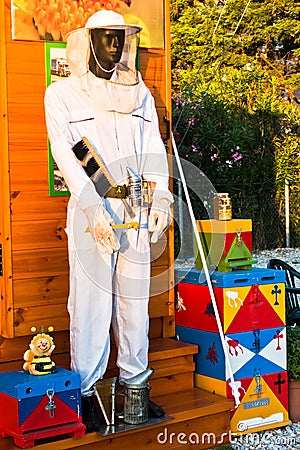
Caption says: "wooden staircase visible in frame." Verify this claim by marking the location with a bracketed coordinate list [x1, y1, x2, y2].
[0, 338, 234, 450]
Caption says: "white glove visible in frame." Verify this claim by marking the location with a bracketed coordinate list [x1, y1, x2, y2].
[84, 203, 120, 254]
[149, 191, 173, 244]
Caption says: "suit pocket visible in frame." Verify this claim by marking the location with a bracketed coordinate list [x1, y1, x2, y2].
[68, 109, 99, 148]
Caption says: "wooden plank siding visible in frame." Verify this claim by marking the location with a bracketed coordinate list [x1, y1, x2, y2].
[0, 0, 174, 366]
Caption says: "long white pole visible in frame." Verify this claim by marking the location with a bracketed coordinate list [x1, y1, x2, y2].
[178, 180, 184, 245]
[172, 134, 240, 407]
[285, 179, 290, 248]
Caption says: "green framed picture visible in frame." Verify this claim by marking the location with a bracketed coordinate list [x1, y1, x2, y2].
[45, 42, 70, 196]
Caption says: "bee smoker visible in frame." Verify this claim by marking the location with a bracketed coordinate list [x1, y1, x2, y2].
[123, 368, 154, 424]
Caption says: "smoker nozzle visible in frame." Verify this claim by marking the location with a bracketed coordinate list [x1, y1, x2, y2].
[123, 368, 154, 389]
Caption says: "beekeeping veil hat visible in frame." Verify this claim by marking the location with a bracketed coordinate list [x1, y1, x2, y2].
[66, 10, 142, 86]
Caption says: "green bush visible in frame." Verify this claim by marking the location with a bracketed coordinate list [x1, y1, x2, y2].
[172, 64, 300, 249]
[171, 0, 300, 250]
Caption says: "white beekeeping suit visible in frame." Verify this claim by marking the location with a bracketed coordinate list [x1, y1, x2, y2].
[44, 10, 172, 431]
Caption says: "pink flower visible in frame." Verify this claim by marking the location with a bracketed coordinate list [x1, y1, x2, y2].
[232, 152, 243, 161]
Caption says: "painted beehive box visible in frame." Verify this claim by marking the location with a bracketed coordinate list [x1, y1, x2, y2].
[175, 268, 286, 334]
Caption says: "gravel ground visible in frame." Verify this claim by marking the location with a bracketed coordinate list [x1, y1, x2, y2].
[176, 248, 300, 271]
[253, 247, 300, 271]
[230, 422, 300, 449]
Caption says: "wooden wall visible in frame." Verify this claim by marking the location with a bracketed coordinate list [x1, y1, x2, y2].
[0, 0, 174, 371]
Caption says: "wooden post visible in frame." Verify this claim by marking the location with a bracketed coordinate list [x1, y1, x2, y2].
[0, 1, 14, 338]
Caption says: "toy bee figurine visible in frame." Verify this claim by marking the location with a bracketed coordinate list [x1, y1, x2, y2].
[23, 332, 56, 375]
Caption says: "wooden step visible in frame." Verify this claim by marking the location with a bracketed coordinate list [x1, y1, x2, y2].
[0, 388, 234, 450]
[149, 337, 199, 361]
[148, 338, 198, 396]
[106, 337, 199, 370]
[106, 338, 199, 396]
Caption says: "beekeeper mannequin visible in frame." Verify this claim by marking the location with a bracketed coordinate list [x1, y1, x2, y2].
[44, 10, 173, 431]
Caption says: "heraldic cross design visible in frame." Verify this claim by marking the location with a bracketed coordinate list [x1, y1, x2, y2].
[274, 373, 286, 394]
[271, 284, 281, 306]
[273, 329, 284, 350]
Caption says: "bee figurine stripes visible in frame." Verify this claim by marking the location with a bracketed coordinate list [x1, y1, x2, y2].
[23, 332, 56, 376]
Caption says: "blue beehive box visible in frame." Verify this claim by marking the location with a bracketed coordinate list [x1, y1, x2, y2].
[175, 267, 286, 287]
[176, 325, 286, 381]
[0, 367, 85, 448]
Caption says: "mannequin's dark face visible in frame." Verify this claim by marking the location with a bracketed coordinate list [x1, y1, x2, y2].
[89, 28, 125, 78]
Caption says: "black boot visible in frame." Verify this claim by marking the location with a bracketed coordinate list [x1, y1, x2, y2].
[81, 395, 100, 432]
[148, 399, 165, 418]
